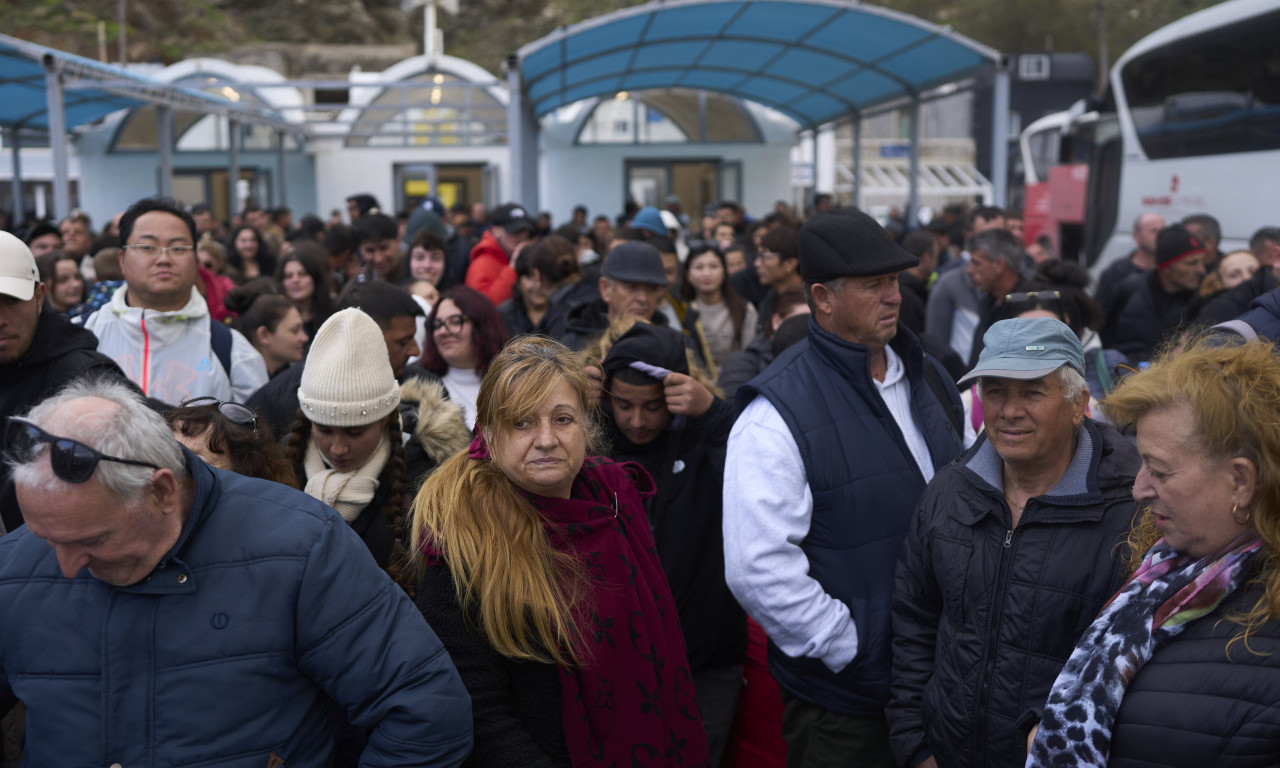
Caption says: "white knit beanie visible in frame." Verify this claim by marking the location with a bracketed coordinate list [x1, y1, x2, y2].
[298, 308, 401, 427]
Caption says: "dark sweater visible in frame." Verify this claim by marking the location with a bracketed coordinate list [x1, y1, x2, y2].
[415, 562, 570, 768]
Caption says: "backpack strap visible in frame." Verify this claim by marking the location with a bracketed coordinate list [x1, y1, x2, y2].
[208, 315, 233, 379]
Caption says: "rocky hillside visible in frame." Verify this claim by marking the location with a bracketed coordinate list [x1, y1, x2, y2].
[1, 0, 1222, 80]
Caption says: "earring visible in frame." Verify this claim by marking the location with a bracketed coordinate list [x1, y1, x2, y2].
[1232, 502, 1253, 525]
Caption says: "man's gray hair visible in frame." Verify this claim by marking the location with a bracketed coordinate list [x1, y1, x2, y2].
[979, 364, 1087, 402]
[804, 276, 848, 313]
[968, 228, 1022, 271]
[10, 378, 184, 499]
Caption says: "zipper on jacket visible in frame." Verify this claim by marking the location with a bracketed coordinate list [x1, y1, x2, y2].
[976, 508, 1020, 763]
[140, 313, 150, 395]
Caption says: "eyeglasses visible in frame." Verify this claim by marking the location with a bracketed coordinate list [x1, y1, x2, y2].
[431, 314, 470, 333]
[178, 397, 257, 434]
[1004, 290, 1062, 303]
[3, 417, 160, 484]
[123, 244, 196, 258]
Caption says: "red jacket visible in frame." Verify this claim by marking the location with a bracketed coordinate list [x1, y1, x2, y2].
[465, 230, 515, 305]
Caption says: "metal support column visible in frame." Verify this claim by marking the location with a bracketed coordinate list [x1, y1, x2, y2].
[227, 119, 240, 219]
[8, 129, 24, 228]
[991, 59, 1011, 207]
[156, 106, 173, 197]
[275, 130, 287, 207]
[852, 116, 862, 211]
[42, 55, 71, 221]
[505, 55, 539, 208]
[907, 98, 921, 228]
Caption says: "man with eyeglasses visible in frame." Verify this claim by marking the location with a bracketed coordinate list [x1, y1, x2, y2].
[0, 377, 473, 766]
[0, 231, 135, 533]
[83, 196, 267, 407]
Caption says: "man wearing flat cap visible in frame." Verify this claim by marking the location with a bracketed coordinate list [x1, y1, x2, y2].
[887, 317, 1139, 768]
[561, 241, 692, 351]
[724, 208, 969, 767]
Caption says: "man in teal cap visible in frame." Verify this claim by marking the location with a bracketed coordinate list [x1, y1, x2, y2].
[888, 317, 1141, 768]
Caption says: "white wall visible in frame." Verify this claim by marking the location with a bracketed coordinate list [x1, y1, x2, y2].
[540, 141, 793, 224]
[310, 136, 508, 218]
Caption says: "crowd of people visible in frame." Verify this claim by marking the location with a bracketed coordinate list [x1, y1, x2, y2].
[1, 189, 1279, 768]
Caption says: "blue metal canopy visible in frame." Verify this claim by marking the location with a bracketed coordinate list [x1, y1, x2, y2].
[514, 0, 1002, 130]
[0, 33, 297, 132]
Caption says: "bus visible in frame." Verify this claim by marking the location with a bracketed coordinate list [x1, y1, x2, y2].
[1018, 0, 1280, 277]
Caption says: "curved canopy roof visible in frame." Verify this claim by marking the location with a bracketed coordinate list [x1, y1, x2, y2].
[515, 0, 1002, 130]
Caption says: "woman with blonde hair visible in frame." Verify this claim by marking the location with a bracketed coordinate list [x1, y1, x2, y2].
[411, 336, 709, 767]
[1026, 338, 1280, 767]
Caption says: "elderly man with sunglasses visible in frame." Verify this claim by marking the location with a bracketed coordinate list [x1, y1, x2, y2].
[82, 196, 267, 407]
[886, 318, 1140, 768]
[0, 378, 473, 767]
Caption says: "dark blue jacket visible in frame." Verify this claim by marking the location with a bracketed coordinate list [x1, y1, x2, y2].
[1235, 287, 1280, 340]
[0, 452, 473, 767]
[738, 319, 965, 716]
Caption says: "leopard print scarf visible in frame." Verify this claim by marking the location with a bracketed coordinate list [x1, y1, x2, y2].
[1026, 534, 1263, 767]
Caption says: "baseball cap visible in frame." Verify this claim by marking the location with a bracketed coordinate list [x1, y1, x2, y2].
[631, 206, 668, 237]
[1156, 224, 1206, 270]
[958, 317, 1084, 385]
[798, 209, 918, 283]
[0, 231, 39, 301]
[489, 203, 535, 234]
[603, 241, 668, 286]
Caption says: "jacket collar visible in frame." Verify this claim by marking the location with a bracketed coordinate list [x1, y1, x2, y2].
[951, 420, 1106, 526]
[805, 315, 926, 388]
[108, 284, 209, 321]
[116, 447, 216, 595]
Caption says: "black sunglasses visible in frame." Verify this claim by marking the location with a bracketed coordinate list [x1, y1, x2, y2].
[3, 417, 160, 484]
[178, 397, 257, 433]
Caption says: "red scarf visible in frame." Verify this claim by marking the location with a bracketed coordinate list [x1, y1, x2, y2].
[469, 435, 709, 767]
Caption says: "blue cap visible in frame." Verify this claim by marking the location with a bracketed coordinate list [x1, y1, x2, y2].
[958, 317, 1084, 385]
[631, 206, 668, 236]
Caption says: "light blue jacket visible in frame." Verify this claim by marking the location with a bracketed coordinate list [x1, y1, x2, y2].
[0, 452, 473, 767]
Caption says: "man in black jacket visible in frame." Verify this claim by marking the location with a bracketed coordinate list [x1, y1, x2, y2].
[1103, 224, 1208, 363]
[0, 231, 134, 532]
[600, 322, 745, 768]
[887, 317, 1140, 768]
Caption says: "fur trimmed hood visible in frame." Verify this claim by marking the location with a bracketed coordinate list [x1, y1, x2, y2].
[400, 376, 471, 466]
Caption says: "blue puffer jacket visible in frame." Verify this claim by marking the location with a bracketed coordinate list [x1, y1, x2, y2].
[0, 452, 473, 768]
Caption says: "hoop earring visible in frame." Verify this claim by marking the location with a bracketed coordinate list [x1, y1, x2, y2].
[1232, 502, 1253, 525]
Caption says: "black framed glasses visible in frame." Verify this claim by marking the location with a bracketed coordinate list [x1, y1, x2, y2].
[431, 314, 470, 333]
[1004, 290, 1061, 303]
[178, 397, 257, 433]
[3, 417, 160, 484]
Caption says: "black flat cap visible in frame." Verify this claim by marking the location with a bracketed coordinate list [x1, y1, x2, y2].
[798, 209, 918, 283]
[603, 241, 668, 286]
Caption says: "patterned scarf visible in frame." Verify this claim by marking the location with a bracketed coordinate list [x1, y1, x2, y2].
[469, 434, 710, 767]
[1026, 534, 1263, 767]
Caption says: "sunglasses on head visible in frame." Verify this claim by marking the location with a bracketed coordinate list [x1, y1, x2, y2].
[1004, 290, 1062, 303]
[3, 417, 161, 484]
[178, 397, 257, 434]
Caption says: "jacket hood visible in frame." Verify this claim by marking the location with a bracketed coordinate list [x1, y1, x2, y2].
[400, 376, 471, 465]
